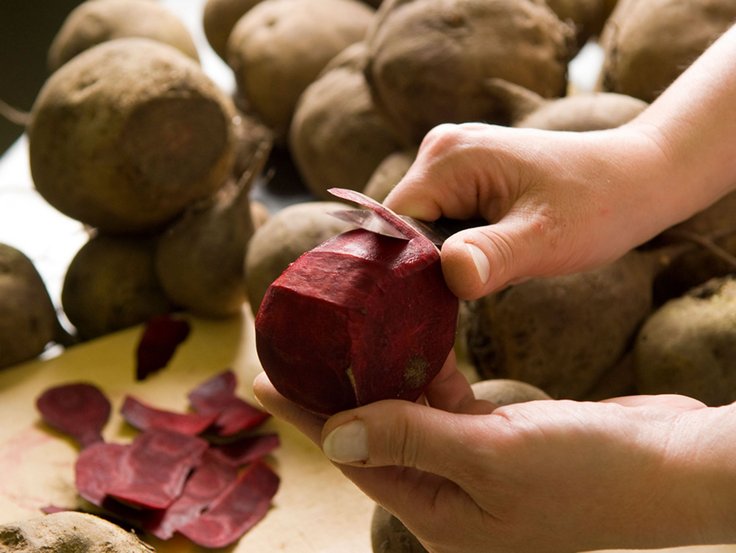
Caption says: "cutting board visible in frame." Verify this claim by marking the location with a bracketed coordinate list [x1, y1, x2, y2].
[0, 307, 733, 553]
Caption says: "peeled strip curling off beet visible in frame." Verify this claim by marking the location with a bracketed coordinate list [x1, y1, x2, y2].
[255, 188, 459, 415]
[36, 382, 111, 448]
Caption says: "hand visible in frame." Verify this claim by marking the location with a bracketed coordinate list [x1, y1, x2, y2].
[253, 357, 736, 553]
[384, 122, 677, 300]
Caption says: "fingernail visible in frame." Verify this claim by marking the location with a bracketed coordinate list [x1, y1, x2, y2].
[322, 420, 369, 464]
[465, 242, 490, 285]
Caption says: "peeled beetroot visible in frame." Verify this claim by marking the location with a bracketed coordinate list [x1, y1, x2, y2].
[255, 189, 459, 414]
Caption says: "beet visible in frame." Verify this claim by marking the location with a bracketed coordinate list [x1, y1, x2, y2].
[105, 429, 209, 509]
[255, 189, 459, 414]
[135, 314, 191, 381]
[177, 460, 280, 549]
[36, 382, 111, 447]
[120, 395, 218, 435]
[145, 449, 238, 540]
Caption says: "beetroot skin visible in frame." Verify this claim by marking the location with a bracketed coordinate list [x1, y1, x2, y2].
[255, 190, 458, 415]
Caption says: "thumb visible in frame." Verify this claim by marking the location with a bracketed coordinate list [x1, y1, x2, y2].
[441, 218, 545, 299]
[321, 400, 487, 482]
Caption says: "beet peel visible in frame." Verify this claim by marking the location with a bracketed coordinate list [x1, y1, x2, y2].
[255, 189, 459, 415]
[135, 314, 191, 381]
[36, 382, 111, 448]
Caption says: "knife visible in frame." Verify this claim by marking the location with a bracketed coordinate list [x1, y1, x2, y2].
[327, 187, 486, 248]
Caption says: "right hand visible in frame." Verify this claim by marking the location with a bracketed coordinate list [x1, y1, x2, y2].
[384, 122, 674, 299]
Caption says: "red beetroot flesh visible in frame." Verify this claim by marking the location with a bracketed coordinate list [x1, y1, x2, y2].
[105, 429, 209, 509]
[121, 395, 218, 435]
[188, 370, 238, 414]
[255, 228, 459, 414]
[188, 370, 270, 436]
[177, 460, 280, 548]
[145, 449, 238, 540]
[136, 314, 191, 381]
[213, 433, 280, 466]
[75, 442, 127, 506]
[36, 382, 111, 447]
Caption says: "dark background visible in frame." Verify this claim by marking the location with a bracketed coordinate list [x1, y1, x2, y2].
[0, 1, 83, 155]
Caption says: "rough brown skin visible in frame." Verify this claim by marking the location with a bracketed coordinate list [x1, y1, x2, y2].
[244, 201, 354, 314]
[543, 0, 618, 51]
[365, 0, 574, 144]
[599, 0, 736, 103]
[635, 276, 736, 406]
[203, 0, 264, 60]
[29, 38, 236, 234]
[371, 505, 428, 553]
[466, 250, 660, 399]
[62, 233, 174, 340]
[47, 0, 200, 72]
[0, 243, 59, 369]
[226, 0, 375, 139]
[155, 143, 270, 318]
[514, 91, 647, 131]
[363, 149, 416, 202]
[471, 378, 551, 405]
[289, 42, 402, 199]
[651, 191, 736, 303]
[0, 511, 155, 553]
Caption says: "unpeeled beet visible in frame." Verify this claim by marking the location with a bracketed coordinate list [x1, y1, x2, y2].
[255, 189, 458, 414]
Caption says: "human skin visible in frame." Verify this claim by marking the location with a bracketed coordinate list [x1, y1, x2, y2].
[253, 23, 736, 553]
[384, 24, 736, 300]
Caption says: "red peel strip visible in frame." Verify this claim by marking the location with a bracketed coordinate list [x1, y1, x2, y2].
[75, 442, 127, 506]
[145, 449, 238, 540]
[120, 395, 218, 435]
[327, 187, 422, 241]
[106, 429, 208, 510]
[136, 314, 191, 381]
[211, 398, 271, 437]
[36, 382, 111, 448]
[212, 433, 280, 466]
[188, 370, 270, 436]
[187, 370, 237, 414]
[177, 460, 280, 548]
